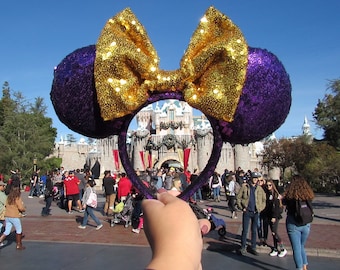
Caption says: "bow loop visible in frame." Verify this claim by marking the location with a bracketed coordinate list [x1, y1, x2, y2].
[95, 8, 159, 120]
[181, 7, 248, 122]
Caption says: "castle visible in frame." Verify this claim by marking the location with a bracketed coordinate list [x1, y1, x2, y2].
[53, 100, 312, 179]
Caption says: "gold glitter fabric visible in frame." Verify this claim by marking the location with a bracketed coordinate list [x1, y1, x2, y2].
[94, 6, 248, 122]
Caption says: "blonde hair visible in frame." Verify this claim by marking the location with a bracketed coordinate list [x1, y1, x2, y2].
[172, 178, 181, 190]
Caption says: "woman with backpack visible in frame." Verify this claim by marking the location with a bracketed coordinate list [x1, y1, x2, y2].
[283, 175, 315, 270]
[209, 171, 222, 202]
[263, 179, 287, 257]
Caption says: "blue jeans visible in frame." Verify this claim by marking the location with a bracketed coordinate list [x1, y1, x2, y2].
[42, 196, 53, 215]
[0, 221, 4, 232]
[29, 183, 41, 196]
[4, 217, 23, 235]
[286, 215, 310, 269]
[82, 206, 101, 226]
[212, 186, 220, 199]
[193, 189, 202, 201]
[241, 210, 259, 250]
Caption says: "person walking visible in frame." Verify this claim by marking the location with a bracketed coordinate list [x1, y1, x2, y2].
[283, 175, 314, 270]
[227, 173, 238, 219]
[263, 179, 287, 257]
[78, 179, 103, 230]
[41, 171, 53, 216]
[0, 186, 26, 250]
[28, 168, 42, 198]
[237, 171, 266, 256]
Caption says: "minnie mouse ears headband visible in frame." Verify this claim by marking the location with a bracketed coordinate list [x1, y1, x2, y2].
[51, 7, 291, 200]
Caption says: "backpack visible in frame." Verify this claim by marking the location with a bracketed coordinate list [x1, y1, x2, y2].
[294, 199, 313, 226]
[212, 174, 219, 185]
[234, 182, 241, 194]
[86, 188, 98, 208]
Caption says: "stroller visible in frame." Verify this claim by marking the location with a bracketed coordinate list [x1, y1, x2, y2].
[52, 182, 63, 201]
[110, 194, 134, 228]
[189, 203, 226, 236]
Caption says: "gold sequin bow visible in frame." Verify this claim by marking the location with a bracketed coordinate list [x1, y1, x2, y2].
[94, 7, 248, 122]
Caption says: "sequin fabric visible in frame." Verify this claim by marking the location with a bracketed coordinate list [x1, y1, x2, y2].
[94, 7, 248, 122]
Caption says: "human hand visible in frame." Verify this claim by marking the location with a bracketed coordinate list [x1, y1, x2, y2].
[142, 191, 211, 270]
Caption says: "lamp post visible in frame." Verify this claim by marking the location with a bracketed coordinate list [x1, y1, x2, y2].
[33, 158, 37, 172]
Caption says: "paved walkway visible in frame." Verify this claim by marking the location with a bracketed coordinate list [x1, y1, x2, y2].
[13, 191, 340, 258]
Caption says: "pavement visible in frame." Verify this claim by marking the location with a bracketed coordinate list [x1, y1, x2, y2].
[8, 190, 340, 258]
[1, 191, 340, 269]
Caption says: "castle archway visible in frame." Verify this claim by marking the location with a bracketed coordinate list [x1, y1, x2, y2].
[157, 155, 182, 170]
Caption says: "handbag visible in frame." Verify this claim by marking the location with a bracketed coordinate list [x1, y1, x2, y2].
[0, 209, 5, 220]
[0, 200, 5, 220]
[86, 189, 98, 208]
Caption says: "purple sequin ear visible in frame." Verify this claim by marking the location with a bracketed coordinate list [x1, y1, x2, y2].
[50, 45, 127, 138]
[218, 47, 292, 144]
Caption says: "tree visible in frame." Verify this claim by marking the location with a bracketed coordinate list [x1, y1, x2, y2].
[66, 134, 77, 144]
[261, 138, 295, 180]
[261, 135, 340, 192]
[0, 82, 15, 126]
[0, 82, 57, 183]
[313, 78, 340, 149]
[289, 136, 314, 173]
[302, 142, 340, 192]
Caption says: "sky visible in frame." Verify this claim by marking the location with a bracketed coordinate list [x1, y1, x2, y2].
[1, 0, 339, 142]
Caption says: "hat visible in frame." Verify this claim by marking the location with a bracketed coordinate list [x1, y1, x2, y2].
[0, 181, 6, 186]
[251, 172, 262, 178]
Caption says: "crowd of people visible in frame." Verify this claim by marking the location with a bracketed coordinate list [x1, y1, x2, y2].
[202, 167, 314, 270]
[0, 166, 314, 270]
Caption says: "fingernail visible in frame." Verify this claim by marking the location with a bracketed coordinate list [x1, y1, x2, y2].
[157, 188, 167, 194]
[201, 225, 209, 235]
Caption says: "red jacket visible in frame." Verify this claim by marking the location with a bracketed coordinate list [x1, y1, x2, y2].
[117, 177, 132, 200]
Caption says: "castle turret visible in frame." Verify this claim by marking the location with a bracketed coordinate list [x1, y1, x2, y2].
[302, 116, 312, 136]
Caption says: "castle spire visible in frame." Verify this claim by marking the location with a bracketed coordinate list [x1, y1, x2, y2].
[302, 116, 312, 136]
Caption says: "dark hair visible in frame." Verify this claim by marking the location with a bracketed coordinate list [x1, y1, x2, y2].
[87, 179, 96, 187]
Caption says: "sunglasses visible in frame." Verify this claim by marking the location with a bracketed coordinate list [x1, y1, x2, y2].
[266, 184, 272, 187]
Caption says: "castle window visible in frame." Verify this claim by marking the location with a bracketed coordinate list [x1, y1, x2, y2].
[169, 109, 174, 121]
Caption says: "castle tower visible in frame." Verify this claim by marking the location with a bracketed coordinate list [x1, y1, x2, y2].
[302, 116, 312, 136]
[234, 144, 251, 171]
[302, 116, 313, 144]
